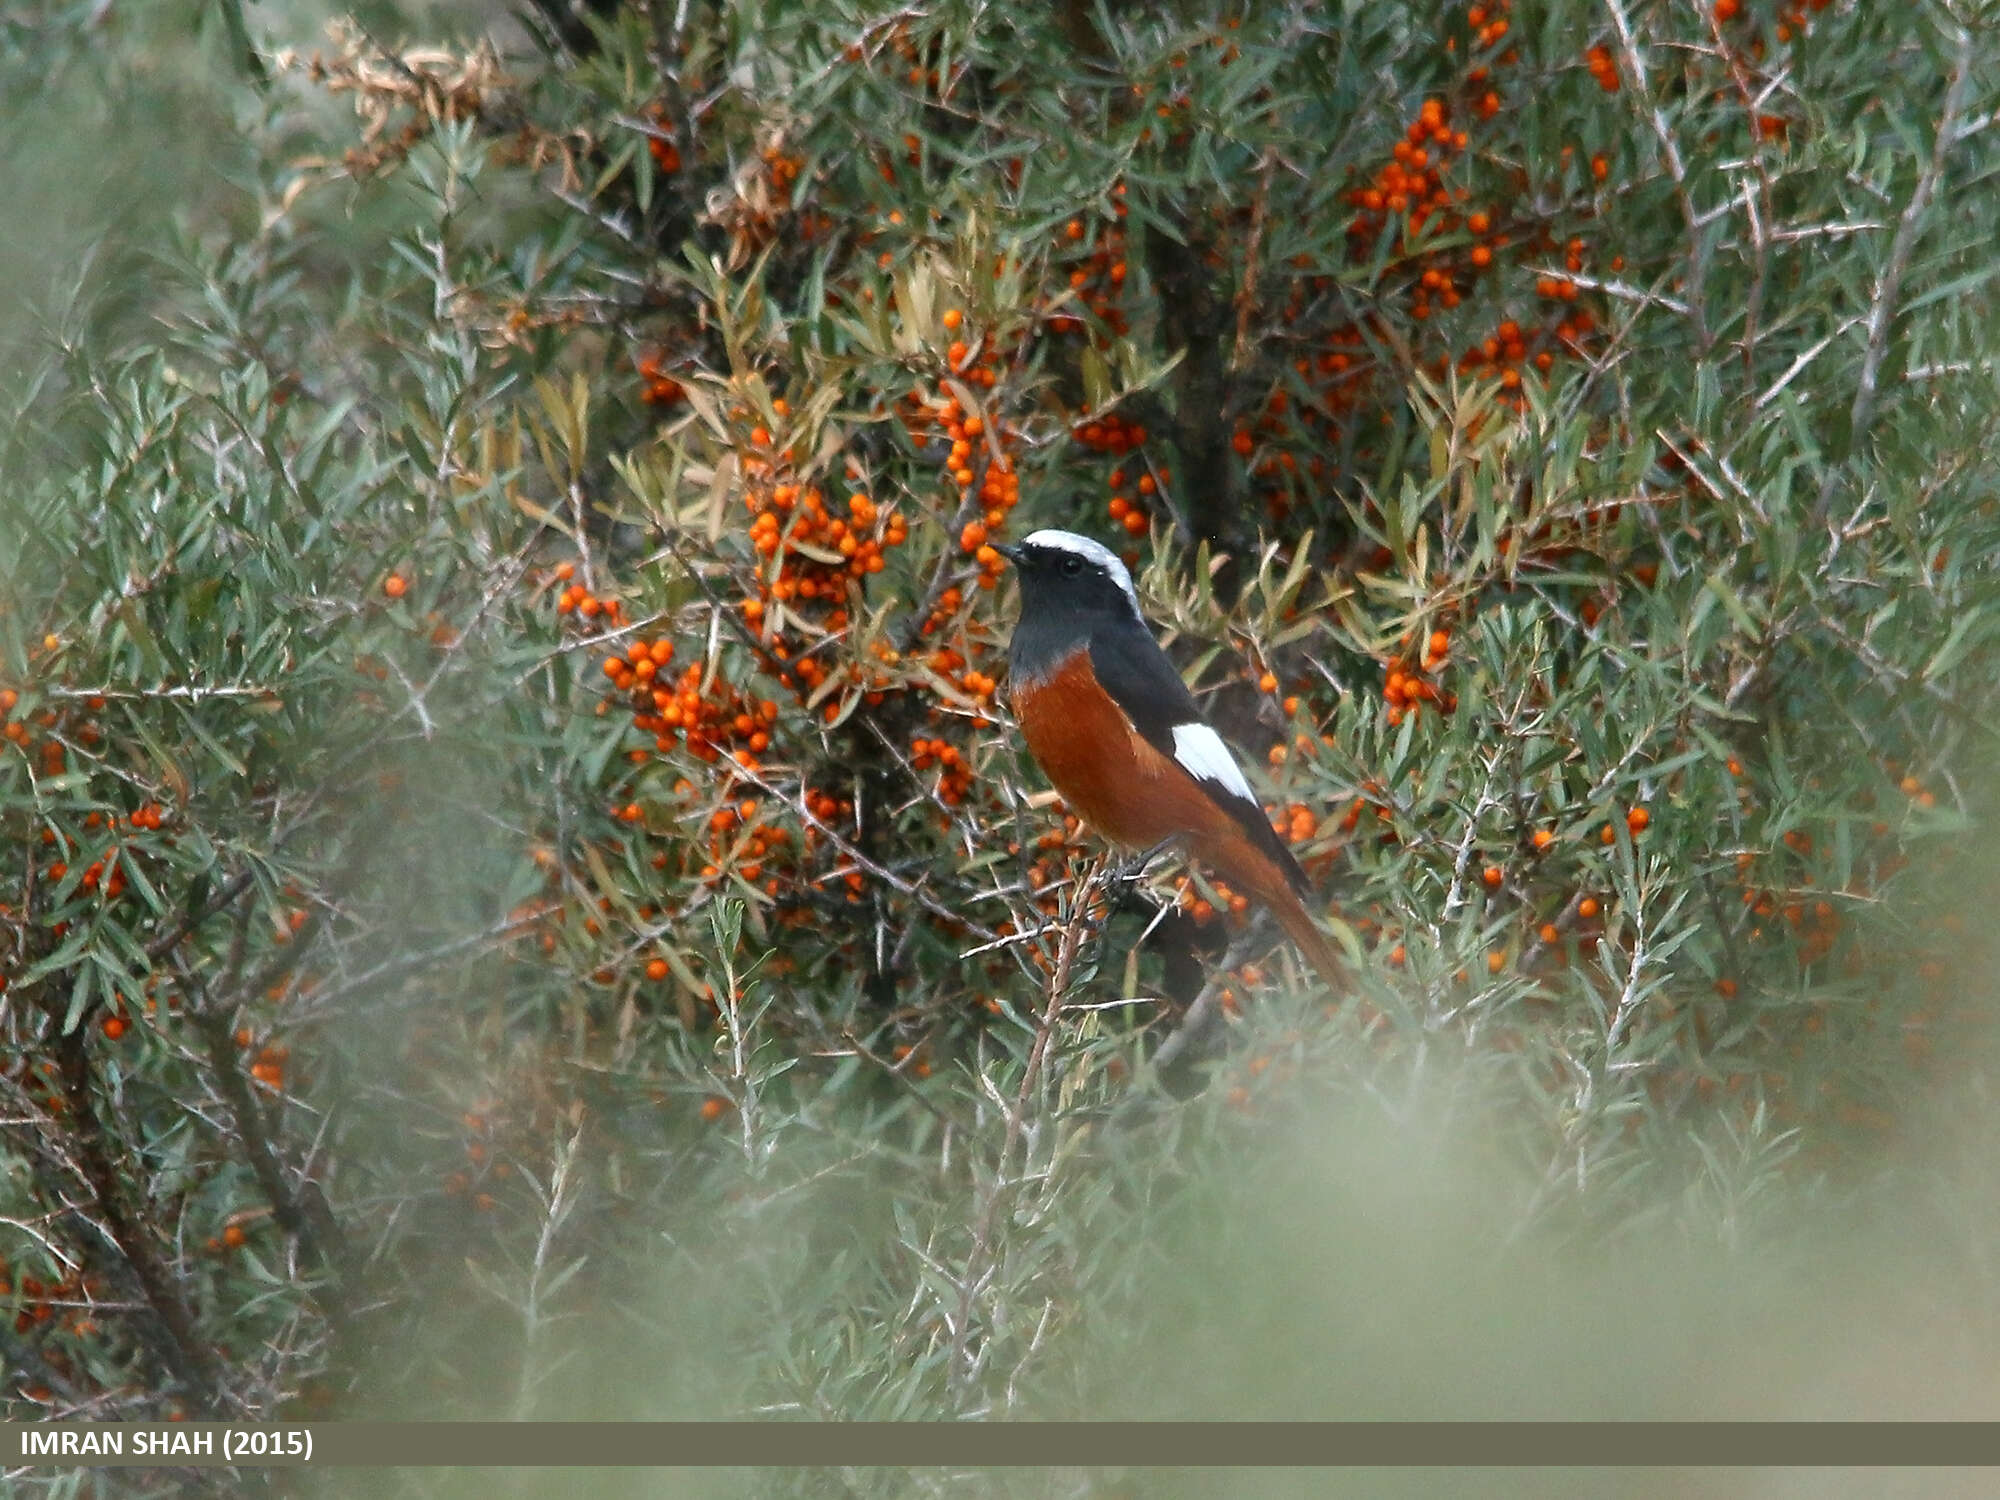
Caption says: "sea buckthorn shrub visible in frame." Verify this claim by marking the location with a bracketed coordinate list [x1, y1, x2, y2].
[1, 0, 1997, 1449]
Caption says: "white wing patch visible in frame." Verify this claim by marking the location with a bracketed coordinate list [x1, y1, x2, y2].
[1021, 528, 1141, 614]
[1170, 722, 1256, 804]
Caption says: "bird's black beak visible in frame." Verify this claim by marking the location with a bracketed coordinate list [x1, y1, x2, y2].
[993, 542, 1024, 565]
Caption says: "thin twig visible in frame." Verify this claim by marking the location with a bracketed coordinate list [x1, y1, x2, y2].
[1815, 26, 1977, 524]
[947, 854, 1109, 1399]
[1604, 0, 1710, 350]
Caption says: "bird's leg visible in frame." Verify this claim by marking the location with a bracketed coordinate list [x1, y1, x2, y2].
[1111, 836, 1184, 888]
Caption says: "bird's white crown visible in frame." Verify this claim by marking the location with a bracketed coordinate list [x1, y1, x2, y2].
[1019, 529, 1140, 612]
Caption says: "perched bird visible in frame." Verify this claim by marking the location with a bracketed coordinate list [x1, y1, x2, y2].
[996, 530, 1343, 988]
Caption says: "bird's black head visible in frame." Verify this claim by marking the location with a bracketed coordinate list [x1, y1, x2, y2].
[995, 530, 1143, 624]
[997, 530, 1147, 684]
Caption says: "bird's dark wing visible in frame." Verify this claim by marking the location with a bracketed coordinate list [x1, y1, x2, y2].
[1087, 629, 1313, 896]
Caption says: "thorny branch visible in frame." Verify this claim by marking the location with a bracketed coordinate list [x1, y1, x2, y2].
[1815, 25, 1978, 524]
[946, 853, 1110, 1402]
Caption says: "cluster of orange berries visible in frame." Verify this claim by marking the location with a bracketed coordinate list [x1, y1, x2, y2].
[636, 350, 685, 407]
[1600, 806, 1651, 844]
[1048, 191, 1130, 337]
[69, 853, 125, 902]
[917, 642, 1001, 714]
[1, 688, 86, 777]
[909, 736, 974, 806]
[441, 1108, 519, 1211]
[1583, 44, 1621, 93]
[695, 795, 797, 888]
[646, 107, 682, 174]
[746, 478, 905, 608]
[602, 643, 781, 770]
[1074, 411, 1147, 457]
[236, 1027, 291, 1091]
[0, 685, 26, 749]
[1382, 628, 1458, 726]
[1347, 97, 1470, 251]
[36, 805, 168, 908]
[1894, 767, 1939, 811]
[908, 591, 1002, 725]
[3, 1055, 66, 1114]
[1273, 802, 1320, 847]
[846, 19, 961, 105]
[1735, 871, 1844, 968]
[761, 143, 805, 203]
[1102, 463, 1163, 538]
[4, 1263, 95, 1339]
[916, 585, 966, 639]
[1463, 0, 1512, 51]
[1534, 236, 1597, 303]
[1455, 307, 1602, 392]
[905, 385, 1019, 588]
[551, 561, 629, 631]
[1179, 875, 1250, 927]
[1770, 0, 1832, 43]
[935, 313, 1009, 391]
[800, 786, 853, 835]
[1528, 891, 1604, 951]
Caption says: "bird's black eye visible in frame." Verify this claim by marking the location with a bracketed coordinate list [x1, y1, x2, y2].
[1061, 555, 1083, 576]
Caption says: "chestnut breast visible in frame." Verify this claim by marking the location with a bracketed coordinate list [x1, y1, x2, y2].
[1010, 648, 1234, 850]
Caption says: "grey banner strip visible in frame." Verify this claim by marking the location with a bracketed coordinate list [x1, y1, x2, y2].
[8, 1423, 2000, 1468]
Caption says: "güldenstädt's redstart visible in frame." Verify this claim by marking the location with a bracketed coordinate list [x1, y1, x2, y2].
[996, 530, 1342, 988]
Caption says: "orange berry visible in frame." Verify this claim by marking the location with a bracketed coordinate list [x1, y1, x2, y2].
[383, 574, 408, 599]
[699, 1096, 730, 1123]
[1626, 806, 1650, 834]
[1578, 897, 1600, 919]
[222, 1224, 247, 1250]
[1482, 865, 1503, 888]
[942, 308, 963, 330]
[1531, 828, 1554, 851]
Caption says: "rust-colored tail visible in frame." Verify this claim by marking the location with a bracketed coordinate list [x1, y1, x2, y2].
[1267, 883, 1346, 991]
[1192, 828, 1346, 992]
